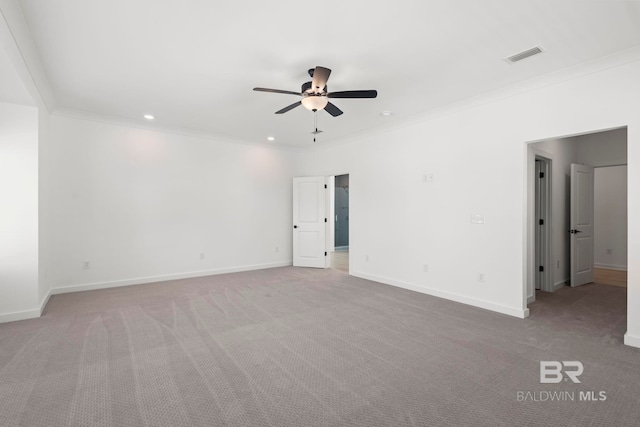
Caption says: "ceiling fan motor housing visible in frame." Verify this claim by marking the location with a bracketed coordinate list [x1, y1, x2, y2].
[301, 81, 326, 95]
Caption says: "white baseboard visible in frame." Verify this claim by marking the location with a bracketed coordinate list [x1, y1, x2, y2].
[0, 308, 41, 324]
[527, 295, 535, 304]
[1, 262, 292, 323]
[0, 288, 52, 324]
[552, 280, 567, 292]
[594, 263, 627, 271]
[51, 261, 293, 295]
[624, 332, 640, 349]
[39, 288, 52, 315]
[351, 271, 529, 319]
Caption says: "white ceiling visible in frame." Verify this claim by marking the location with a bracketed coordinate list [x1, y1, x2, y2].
[15, 0, 640, 147]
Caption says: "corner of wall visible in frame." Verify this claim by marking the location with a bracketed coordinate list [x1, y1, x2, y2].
[624, 332, 640, 349]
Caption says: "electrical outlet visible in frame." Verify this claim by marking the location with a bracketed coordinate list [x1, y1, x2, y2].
[200, 252, 205, 260]
[422, 173, 434, 183]
[423, 264, 429, 273]
[275, 246, 279, 253]
[366, 255, 370, 262]
[606, 249, 612, 255]
[477, 273, 485, 282]
[83, 261, 90, 270]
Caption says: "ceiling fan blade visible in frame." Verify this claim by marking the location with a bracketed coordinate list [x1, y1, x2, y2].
[311, 66, 331, 93]
[324, 102, 343, 117]
[275, 101, 302, 114]
[327, 90, 378, 99]
[253, 87, 301, 96]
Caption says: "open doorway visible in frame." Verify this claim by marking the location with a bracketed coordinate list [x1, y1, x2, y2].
[525, 127, 628, 330]
[329, 174, 349, 273]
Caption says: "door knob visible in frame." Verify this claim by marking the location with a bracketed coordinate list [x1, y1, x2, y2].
[294, 225, 298, 229]
[569, 229, 582, 234]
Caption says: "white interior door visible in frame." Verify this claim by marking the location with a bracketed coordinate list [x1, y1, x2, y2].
[570, 163, 595, 287]
[293, 177, 327, 268]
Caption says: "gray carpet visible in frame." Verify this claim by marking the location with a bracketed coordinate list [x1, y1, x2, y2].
[0, 267, 638, 426]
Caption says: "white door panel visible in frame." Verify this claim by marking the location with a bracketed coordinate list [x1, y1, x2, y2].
[298, 183, 320, 222]
[570, 164, 594, 287]
[293, 177, 327, 268]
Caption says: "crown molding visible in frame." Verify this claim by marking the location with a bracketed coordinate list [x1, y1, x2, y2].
[0, 0, 56, 111]
[306, 44, 640, 153]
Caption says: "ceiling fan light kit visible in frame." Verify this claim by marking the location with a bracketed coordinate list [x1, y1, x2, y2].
[301, 95, 328, 111]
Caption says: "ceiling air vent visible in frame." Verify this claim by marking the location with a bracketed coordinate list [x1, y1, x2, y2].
[505, 46, 544, 64]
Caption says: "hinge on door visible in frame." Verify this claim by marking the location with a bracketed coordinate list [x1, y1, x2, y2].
[539, 266, 544, 272]
[539, 172, 545, 179]
[539, 219, 544, 225]
[324, 184, 327, 189]
[324, 218, 327, 222]
[325, 252, 327, 256]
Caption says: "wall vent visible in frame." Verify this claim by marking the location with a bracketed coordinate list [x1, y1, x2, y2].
[505, 46, 544, 64]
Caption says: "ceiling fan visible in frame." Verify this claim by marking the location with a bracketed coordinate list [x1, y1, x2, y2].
[253, 66, 377, 117]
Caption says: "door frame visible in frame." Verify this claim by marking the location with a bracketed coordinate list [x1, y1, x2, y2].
[534, 155, 552, 293]
[525, 145, 554, 304]
[327, 172, 351, 274]
[333, 173, 350, 250]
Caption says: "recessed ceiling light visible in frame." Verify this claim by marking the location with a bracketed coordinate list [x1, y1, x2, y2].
[381, 111, 392, 117]
[143, 114, 154, 120]
[267, 136, 275, 141]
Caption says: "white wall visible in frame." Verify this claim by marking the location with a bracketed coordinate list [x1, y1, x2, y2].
[577, 128, 628, 166]
[0, 102, 39, 319]
[595, 165, 627, 270]
[301, 54, 640, 335]
[46, 115, 299, 293]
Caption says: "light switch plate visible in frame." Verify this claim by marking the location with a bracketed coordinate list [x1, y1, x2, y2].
[471, 214, 485, 224]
